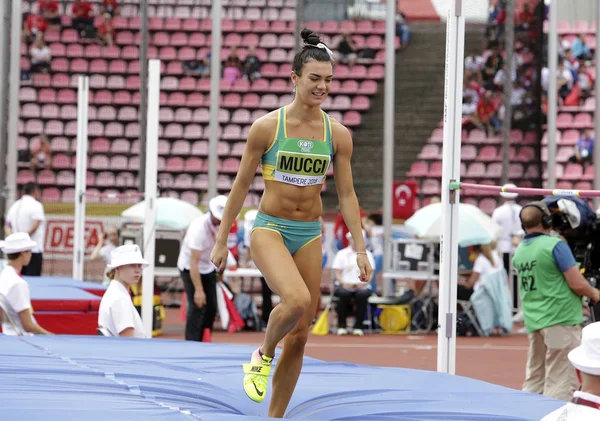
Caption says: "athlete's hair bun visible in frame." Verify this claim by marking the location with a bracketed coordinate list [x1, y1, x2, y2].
[301, 28, 321, 46]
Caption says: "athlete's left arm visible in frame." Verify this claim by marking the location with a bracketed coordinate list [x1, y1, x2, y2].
[332, 123, 372, 281]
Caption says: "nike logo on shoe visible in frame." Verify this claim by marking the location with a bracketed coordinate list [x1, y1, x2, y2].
[252, 381, 264, 397]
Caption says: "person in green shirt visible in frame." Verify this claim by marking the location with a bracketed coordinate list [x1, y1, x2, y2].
[513, 201, 600, 401]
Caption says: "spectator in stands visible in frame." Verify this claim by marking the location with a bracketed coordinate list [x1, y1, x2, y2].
[557, 62, 574, 101]
[481, 47, 503, 90]
[91, 225, 120, 285]
[98, 245, 148, 338]
[516, 2, 534, 31]
[465, 51, 485, 74]
[395, 11, 410, 47]
[487, 1, 506, 43]
[71, 0, 95, 37]
[335, 31, 357, 68]
[97, 13, 115, 46]
[332, 231, 375, 336]
[38, 0, 61, 27]
[468, 91, 501, 136]
[4, 182, 46, 277]
[541, 322, 600, 420]
[29, 35, 52, 75]
[457, 242, 503, 300]
[568, 130, 594, 165]
[514, 201, 600, 401]
[223, 47, 242, 85]
[333, 207, 366, 251]
[0, 233, 53, 335]
[183, 53, 210, 77]
[177, 195, 228, 342]
[102, 0, 120, 17]
[22, 13, 48, 45]
[571, 34, 592, 60]
[242, 46, 262, 82]
[577, 63, 595, 102]
[30, 135, 52, 170]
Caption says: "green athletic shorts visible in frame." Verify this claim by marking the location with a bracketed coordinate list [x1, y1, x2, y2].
[251, 212, 322, 255]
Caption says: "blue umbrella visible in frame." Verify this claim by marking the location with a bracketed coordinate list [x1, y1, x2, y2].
[405, 203, 501, 247]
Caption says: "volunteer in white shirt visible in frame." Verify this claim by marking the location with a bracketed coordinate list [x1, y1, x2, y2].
[98, 244, 148, 338]
[90, 225, 120, 285]
[0, 233, 52, 335]
[542, 322, 600, 420]
[491, 184, 522, 307]
[4, 182, 46, 276]
[177, 195, 227, 341]
[332, 230, 375, 336]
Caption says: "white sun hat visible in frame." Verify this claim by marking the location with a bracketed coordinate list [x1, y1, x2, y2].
[107, 244, 149, 270]
[568, 322, 600, 375]
[208, 195, 228, 221]
[500, 183, 519, 199]
[0, 233, 37, 254]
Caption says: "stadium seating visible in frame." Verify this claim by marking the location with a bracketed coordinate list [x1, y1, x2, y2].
[19, 0, 391, 204]
[406, 17, 597, 214]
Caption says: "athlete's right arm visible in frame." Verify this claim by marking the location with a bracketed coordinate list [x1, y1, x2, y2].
[212, 119, 271, 270]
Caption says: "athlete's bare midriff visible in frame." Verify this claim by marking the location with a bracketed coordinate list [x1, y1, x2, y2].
[259, 181, 324, 222]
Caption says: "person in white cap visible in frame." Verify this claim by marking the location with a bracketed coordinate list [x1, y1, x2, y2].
[542, 321, 600, 420]
[98, 244, 148, 338]
[177, 195, 228, 341]
[491, 183, 522, 309]
[0, 233, 52, 335]
[332, 230, 375, 336]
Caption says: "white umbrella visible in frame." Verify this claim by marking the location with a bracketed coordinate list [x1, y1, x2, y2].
[405, 203, 502, 247]
[121, 197, 203, 230]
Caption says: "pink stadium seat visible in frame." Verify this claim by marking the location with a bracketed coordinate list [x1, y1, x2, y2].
[22, 104, 40, 118]
[91, 138, 111, 154]
[107, 75, 125, 90]
[232, 78, 251, 93]
[556, 113, 573, 128]
[185, 157, 204, 172]
[96, 172, 116, 187]
[52, 155, 73, 171]
[171, 140, 191, 156]
[105, 122, 124, 137]
[418, 144, 441, 160]
[158, 139, 170, 156]
[111, 139, 130, 154]
[117, 106, 137, 121]
[478, 198, 497, 215]
[51, 58, 69, 73]
[113, 90, 133, 105]
[159, 108, 174, 123]
[343, 111, 361, 127]
[562, 163, 583, 180]
[221, 158, 241, 173]
[50, 137, 70, 152]
[174, 174, 193, 189]
[116, 172, 136, 188]
[422, 179, 440, 195]
[89, 75, 107, 89]
[37, 170, 56, 186]
[122, 46, 139, 60]
[242, 93, 260, 109]
[573, 113, 593, 129]
[231, 142, 246, 157]
[560, 129, 580, 146]
[321, 20, 339, 34]
[232, 109, 252, 125]
[217, 175, 233, 190]
[56, 170, 75, 186]
[252, 20, 269, 33]
[180, 191, 198, 205]
[125, 122, 140, 138]
[184, 124, 203, 140]
[128, 156, 140, 170]
[461, 145, 477, 161]
[351, 96, 370, 111]
[466, 162, 486, 177]
[41, 188, 61, 203]
[175, 108, 193, 123]
[478, 145, 498, 162]
[90, 155, 109, 170]
[407, 162, 428, 177]
[191, 141, 208, 156]
[33, 73, 51, 87]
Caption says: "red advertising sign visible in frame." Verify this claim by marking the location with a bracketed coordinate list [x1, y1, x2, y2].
[392, 180, 418, 220]
[45, 220, 104, 255]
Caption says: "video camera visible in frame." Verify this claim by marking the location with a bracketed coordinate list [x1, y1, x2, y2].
[542, 196, 600, 321]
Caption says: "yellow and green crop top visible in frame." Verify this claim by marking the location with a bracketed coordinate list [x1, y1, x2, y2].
[261, 107, 334, 187]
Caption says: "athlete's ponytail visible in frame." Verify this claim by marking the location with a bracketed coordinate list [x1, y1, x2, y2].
[292, 28, 335, 76]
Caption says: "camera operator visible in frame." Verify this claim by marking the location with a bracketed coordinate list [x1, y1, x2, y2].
[542, 322, 600, 420]
[513, 201, 600, 401]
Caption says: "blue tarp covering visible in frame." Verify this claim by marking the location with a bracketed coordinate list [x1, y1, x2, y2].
[29, 286, 102, 301]
[0, 335, 562, 421]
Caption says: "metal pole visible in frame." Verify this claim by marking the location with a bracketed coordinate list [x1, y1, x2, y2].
[139, 0, 149, 192]
[294, 0, 305, 55]
[6, 0, 22, 207]
[594, 0, 600, 209]
[438, 0, 465, 375]
[73, 76, 90, 281]
[0, 0, 12, 237]
[547, 0, 558, 189]
[142, 59, 160, 338]
[382, 0, 396, 297]
[208, 0, 222, 200]
[501, 0, 515, 185]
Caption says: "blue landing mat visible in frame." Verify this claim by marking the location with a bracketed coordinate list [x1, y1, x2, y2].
[0, 336, 562, 421]
[25, 276, 107, 292]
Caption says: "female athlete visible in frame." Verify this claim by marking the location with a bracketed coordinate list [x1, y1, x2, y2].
[210, 28, 372, 418]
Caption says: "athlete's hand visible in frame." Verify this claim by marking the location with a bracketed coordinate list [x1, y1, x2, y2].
[210, 241, 229, 272]
[194, 289, 206, 308]
[357, 253, 373, 283]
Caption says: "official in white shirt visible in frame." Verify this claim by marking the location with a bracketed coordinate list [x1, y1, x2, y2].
[491, 184, 522, 307]
[4, 182, 46, 276]
[542, 322, 600, 420]
[0, 233, 52, 335]
[98, 244, 148, 338]
[332, 230, 375, 336]
[177, 195, 227, 341]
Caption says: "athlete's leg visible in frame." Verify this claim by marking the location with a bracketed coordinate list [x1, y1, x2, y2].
[250, 229, 312, 358]
[268, 236, 323, 418]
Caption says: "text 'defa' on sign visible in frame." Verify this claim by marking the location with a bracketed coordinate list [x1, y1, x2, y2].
[45, 220, 104, 255]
